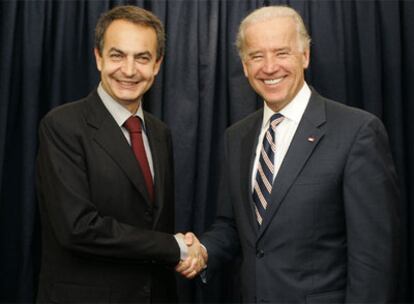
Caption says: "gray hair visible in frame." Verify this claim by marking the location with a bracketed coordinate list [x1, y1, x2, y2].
[236, 6, 311, 59]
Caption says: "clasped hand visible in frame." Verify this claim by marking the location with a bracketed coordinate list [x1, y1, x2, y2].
[175, 232, 208, 279]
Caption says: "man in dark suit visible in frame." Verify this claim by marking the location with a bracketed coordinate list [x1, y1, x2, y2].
[36, 5, 196, 303]
[178, 5, 401, 303]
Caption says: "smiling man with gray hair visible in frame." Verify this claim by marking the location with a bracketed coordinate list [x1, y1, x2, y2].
[178, 5, 400, 303]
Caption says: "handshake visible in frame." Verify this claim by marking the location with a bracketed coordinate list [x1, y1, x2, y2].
[175, 232, 208, 279]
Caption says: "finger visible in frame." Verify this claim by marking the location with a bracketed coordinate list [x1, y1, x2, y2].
[181, 266, 195, 277]
[175, 261, 184, 272]
[184, 232, 195, 246]
[181, 258, 198, 276]
[189, 270, 198, 279]
[175, 259, 191, 273]
[183, 269, 198, 279]
[194, 259, 205, 274]
[201, 247, 208, 262]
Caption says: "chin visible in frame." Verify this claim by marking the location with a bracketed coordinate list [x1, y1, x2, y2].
[115, 92, 139, 101]
[122, 97, 140, 104]
[264, 98, 289, 110]
[260, 89, 285, 100]
[264, 96, 285, 105]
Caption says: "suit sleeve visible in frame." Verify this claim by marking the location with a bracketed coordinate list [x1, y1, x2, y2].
[36, 114, 180, 265]
[201, 130, 241, 278]
[343, 116, 400, 302]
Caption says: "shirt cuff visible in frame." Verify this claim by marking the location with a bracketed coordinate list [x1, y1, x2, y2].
[200, 243, 208, 283]
[200, 268, 208, 284]
[174, 234, 188, 260]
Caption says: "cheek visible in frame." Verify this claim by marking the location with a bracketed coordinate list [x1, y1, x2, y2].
[245, 66, 260, 79]
[142, 65, 159, 79]
[242, 61, 258, 78]
[101, 60, 122, 73]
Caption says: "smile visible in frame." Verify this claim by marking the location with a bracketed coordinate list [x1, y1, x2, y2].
[263, 78, 283, 85]
[116, 80, 139, 87]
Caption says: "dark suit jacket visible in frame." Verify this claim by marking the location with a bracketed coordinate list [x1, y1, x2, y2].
[36, 90, 180, 303]
[202, 90, 400, 303]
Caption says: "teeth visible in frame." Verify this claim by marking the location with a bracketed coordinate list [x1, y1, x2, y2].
[118, 81, 137, 86]
[264, 78, 282, 85]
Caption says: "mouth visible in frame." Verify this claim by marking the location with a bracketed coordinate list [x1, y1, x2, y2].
[263, 77, 284, 86]
[116, 79, 139, 88]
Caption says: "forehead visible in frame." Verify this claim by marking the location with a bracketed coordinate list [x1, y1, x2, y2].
[244, 17, 298, 50]
[103, 19, 157, 52]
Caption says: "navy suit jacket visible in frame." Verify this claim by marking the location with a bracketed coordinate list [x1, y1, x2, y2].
[36, 90, 179, 303]
[202, 90, 400, 303]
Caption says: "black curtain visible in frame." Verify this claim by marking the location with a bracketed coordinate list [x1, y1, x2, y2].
[0, 0, 412, 302]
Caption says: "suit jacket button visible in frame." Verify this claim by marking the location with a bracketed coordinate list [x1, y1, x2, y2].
[256, 249, 264, 258]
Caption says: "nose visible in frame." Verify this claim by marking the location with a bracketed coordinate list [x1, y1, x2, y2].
[262, 56, 279, 74]
[121, 57, 136, 77]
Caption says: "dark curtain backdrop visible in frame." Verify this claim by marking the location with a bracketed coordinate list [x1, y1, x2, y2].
[0, 0, 412, 302]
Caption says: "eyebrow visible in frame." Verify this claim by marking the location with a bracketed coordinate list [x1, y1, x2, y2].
[274, 47, 291, 52]
[247, 50, 263, 57]
[108, 47, 124, 54]
[135, 51, 152, 58]
[247, 47, 291, 56]
[108, 48, 153, 58]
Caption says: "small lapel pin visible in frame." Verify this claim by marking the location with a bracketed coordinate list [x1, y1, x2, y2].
[307, 136, 316, 142]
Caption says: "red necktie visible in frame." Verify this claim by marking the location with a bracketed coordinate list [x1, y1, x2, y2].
[124, 116, 154, 202]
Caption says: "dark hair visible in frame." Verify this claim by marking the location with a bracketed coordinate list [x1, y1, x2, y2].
[95, 5, 165, 60]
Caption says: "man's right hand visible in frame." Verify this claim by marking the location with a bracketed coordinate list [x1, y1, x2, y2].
[175, 232, 208, 279]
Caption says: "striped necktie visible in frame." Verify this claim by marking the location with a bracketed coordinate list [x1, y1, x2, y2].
[253, 113, 284, 225]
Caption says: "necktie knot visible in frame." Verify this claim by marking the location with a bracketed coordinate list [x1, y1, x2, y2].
[270, 113, 284, 130]
[124, 116, 142, 134]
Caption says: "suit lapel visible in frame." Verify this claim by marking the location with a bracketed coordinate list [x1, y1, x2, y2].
[258, 93, 327, 238]
[145, 115, 165, 228]
[240, 111, 263, 236]
[85, 91, 152, 206]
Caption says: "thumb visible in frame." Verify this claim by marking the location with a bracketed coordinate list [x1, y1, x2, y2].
[184, 232, 195, 246]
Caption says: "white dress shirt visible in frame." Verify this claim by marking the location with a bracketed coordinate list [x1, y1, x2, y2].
[251, 82, 311, 191]
[200, 83, 311, 280]
[97, 83, 154, 179]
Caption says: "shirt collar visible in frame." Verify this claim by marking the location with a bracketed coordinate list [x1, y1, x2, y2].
[97, 82, 146, 130]
[261, 82, 311, 129]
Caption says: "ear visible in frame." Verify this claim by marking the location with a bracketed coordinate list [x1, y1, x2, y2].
[94, 48, 103, 71]
[302, 48, 310, 69]
[242, 60, 249, 78]
[153, 56, 164, 76]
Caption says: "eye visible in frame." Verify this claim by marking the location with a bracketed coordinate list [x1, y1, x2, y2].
[250, 54, 264, 62]
[109, 53, 123, 60]
[136, 56, 151, 64]
[276, 51, 289, 58]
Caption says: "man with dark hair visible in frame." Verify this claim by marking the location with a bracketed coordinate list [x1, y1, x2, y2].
[36, 5, 200, 303]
